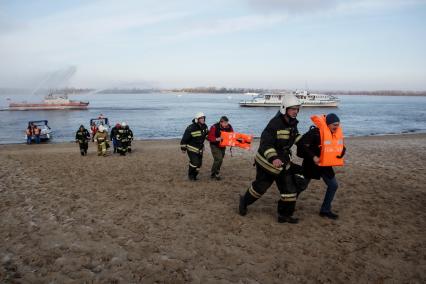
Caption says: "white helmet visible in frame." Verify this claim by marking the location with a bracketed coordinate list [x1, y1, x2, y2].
[194, 112, 205, 123]
[195, 112, 205, 119]
[98, 125, 105, 132]
[121, 122, 127, 127]
[280, 94, 301, 115]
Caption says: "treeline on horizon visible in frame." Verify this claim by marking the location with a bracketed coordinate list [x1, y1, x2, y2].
[0, 87, 425, 96]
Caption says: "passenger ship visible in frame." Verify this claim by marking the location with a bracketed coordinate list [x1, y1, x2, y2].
[8, 92, 89, 110]
[239, 90, 339, 107]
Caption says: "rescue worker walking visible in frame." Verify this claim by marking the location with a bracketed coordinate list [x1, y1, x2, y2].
[180, 112, 208, 181]
[239, 95, 303, 223]
[126, 124, 134, 153]
[94, 125, 109, 156]
[207, 116, 233, 180]
[75, 125, 90, 156]
[110, 123, 121, 153]
[116, 122, 130, 156]
[297, 113, 346, 219]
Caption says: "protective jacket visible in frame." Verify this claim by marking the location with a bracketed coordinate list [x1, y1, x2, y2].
[255, 112, 302, 175]
[75, 129, 90, 143]
[180, 121, 208, 154]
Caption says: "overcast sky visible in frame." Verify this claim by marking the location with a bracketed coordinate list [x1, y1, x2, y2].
[0, 0, 425, 90]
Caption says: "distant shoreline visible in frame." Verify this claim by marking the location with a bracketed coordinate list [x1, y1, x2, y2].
[1, 88, 426, 96]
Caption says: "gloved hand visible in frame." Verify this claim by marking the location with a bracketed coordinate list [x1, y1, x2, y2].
[180, 146, 186, 153]
[336, 147, 346, 159]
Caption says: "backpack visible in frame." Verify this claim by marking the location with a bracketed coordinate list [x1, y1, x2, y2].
[296, 126, 316, 159]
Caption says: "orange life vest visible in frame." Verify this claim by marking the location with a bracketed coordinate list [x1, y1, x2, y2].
[311, 115, 345, 167]
[25, 129, 32, 136]
[219, 132, 253, 150]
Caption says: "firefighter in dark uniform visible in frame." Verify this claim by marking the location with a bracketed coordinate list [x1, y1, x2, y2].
[239, 95, 303, 223]
[75, 125, 90, 156]
[126, 124, 134, 153]
[180, 112, 208, 181]
[116, 122, 130, 156]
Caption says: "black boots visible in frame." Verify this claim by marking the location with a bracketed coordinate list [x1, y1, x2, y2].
[319, 211, 339, 219]
[210, 173, 221, 180]
[239, 195, 247, 216]
[188, 174, 198, 181]
[277, 215, 299, 224]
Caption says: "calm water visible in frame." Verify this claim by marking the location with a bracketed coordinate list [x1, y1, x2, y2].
[0, 93, 425, 144]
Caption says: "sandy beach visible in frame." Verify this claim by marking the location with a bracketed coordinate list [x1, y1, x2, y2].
[0, 134, 425, 283]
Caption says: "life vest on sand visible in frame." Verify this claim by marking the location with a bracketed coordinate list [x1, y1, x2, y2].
[219, 132, 253, 150]
[311, 115, 344, 167]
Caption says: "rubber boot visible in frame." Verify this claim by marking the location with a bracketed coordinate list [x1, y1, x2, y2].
[239, 189, 259, 216]
[277, 201, 298, 224]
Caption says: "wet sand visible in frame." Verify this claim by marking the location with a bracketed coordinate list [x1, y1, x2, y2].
[1, 134, 425, 283]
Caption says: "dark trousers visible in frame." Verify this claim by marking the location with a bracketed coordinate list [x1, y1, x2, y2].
[112, 138, 118, 151]
[187, 151, 203, 178]
[210, 144, 225, 175]
[78, 142, 88, 155]
[243, 164, 298, 217]
[305, 175, 339, 213]
[117, 140, 128, 155]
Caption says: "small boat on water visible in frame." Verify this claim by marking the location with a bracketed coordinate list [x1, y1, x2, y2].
[26, 120, 53, 142]
[240, 90, 340, 107]
[8, 92, 89, 111]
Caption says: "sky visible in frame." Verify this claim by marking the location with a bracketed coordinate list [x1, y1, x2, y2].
[0, 0, 425, 90]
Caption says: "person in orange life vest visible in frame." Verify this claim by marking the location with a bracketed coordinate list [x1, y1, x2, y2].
[297, 113, 346, 220]
[33, 125, 41, 144]
[25, 125, 33, 144]
[207, 116, 233, 180]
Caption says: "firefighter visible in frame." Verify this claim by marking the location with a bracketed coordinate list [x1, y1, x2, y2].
[75, 125, 90, 156]
[180, 112, 208, 181]
[94, 125, 109, 156]
[110, 123, 121, 153]
[126, 124, 134, 153]
[207, 116, 234, 180]
[239, 94, 303, 224]
[116, 122, 130, 156]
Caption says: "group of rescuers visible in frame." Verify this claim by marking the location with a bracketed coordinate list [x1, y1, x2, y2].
[75, 122, 134, 157]
[180, 94, 346, 224]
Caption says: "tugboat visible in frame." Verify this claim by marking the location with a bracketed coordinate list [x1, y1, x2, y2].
[239, 90, 340, 107]
[8, 92, 89, 110]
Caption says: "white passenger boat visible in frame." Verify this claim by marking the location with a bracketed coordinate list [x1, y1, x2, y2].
[240, 90, 339, 107]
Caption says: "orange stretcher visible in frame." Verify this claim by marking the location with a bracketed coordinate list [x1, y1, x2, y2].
[219, 132, 253, 150]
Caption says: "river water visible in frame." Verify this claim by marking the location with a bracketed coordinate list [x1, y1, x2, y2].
[0, 93, 425, 144]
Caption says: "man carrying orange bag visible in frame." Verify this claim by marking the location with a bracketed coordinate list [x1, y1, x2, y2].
[207, 116, 233, 180]
[297, 113, 346, 220]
